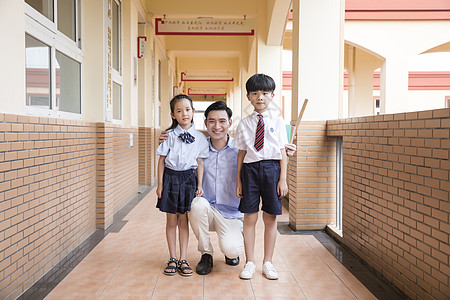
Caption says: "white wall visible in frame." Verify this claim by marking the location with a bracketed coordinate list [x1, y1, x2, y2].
[0, 1, 26, 115]
[345, 20, 450, 114]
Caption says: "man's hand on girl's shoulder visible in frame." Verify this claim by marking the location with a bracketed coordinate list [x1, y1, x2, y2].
[159, 130, 169, 144]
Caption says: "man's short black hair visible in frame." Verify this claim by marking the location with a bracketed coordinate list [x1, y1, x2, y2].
[246, 73, 276, 94]
[204, 101, 232, 119]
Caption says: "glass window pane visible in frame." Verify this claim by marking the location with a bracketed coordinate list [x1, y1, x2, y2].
[55, 51, 81, 113]
[193, 101, 216, 112]
[113, 82, 122, 120]
[26, 34, 51, 109]
[57, 0, 76, 41]
[193, 112, 205, 131]
[112, 0, 120, 71]
[26, 0, 54, 21]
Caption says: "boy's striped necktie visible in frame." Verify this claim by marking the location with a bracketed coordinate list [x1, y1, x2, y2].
[254, 114, 264, 151]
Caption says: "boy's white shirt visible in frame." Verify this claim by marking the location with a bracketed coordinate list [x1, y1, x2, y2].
[156, 124, 209, 171]
[234, 111, 288, 164]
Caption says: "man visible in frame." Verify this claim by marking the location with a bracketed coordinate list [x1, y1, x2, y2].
[160, 101, 296, 275]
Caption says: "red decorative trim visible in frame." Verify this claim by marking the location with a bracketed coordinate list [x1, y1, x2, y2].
[282, 71, 292, 90]
[283, 71, 450, 90]
[408, 72, 450, 90]
[345, 0, 450, 20]
[345, 10, 450, 20]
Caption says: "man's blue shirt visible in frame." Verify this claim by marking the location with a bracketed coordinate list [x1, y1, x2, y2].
[202, 136, 243, 219]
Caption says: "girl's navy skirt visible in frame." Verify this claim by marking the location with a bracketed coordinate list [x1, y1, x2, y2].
[157, 167, 196, 214]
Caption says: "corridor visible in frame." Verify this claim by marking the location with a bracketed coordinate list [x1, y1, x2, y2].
[22, 188, 404, 300]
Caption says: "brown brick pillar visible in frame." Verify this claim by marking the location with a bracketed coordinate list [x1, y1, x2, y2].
[287, 121, 337, 230]
[96, 123, 114, 229]
[138, 127, 153, 186]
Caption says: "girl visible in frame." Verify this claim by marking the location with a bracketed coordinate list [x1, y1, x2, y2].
[156, 94, 209, 276]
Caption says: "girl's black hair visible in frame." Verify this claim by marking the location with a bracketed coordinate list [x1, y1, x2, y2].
[245, 73, 276, 94]
[167, 94, 194, 130]
[204, 101, 232, 119]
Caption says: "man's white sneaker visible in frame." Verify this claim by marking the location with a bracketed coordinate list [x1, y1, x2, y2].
[262, 261, 278, 280]
[239, 261, 256, 279]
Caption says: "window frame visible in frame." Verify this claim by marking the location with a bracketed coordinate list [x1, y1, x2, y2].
[111, 0, 123, 123]
[24, 0, 83, 120]
[336, 136, 343, 231]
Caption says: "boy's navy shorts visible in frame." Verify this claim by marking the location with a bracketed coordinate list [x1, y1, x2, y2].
[239, 160, 282, 215]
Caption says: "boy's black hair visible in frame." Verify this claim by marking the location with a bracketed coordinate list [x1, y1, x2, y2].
[245, 73, 276, 94]
[204, 101, 232, 119]
[167, 94, 194, 130]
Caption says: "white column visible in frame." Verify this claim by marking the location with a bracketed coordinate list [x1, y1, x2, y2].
[254, 0, 284, 118]
[0, 1, 26, 114]
[160, 59, 171, 130]
[257, 45, 284, 117]
[291, 0, 344, 121]
[380, 57, 409, 114]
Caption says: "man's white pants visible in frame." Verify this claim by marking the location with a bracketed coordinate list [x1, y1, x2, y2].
[189, 197, 244, 258]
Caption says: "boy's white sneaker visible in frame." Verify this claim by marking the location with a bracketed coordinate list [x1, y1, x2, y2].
[262, 261, 279, 280]
[239, 261, 256, 279]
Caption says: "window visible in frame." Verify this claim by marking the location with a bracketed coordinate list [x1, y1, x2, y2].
[336, 137, 343, 231]
[56, 51, 81, 113]
[446, 96, 450, 108]
[112, 0, 121, 73]
[58, 0, 77, 42]
[25, 0, 82, 119]
[111, 0, 123, 121]
[373, 96, 380, 115]
[113, 82, 122, 120]
[192, 101, 215, 131]
[190, 95, 227, 130]
[25, 0, 54, 21]
[25, 35, 51, 109]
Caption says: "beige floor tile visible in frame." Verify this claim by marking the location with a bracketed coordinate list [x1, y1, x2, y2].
[100, 281, 154, 296]
[45, 296, 97, 300]
[250, 271, 297, 284]
[46, 280, 108, 297]
[206, 297, 253, 300]
[252, 282, 306, 299]
[204, 280, 253, 298]
[152, 274, 203, 297]
[44, 189, 377, 300]
[151, 297, 203, 300]
[98, 296, 151, 300]
[62, 264, 116, 283]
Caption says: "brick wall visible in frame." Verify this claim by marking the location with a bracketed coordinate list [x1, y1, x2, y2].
[138, 127, 156, 187]
[288, 121, 337, 230]
[327, 108, 449, 299]
[0, 113, 143, 299]
[112, 125, 139, 213]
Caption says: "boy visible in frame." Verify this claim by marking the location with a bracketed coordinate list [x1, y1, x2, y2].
[235, 73, 288, 280]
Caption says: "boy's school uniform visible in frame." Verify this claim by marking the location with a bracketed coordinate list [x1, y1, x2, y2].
[234, 111, 288, 163]
[156, 124, 209, 214]
[234, 111, 288, 215]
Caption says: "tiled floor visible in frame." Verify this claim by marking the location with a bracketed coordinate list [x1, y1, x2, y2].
[25, 188, 405, 299]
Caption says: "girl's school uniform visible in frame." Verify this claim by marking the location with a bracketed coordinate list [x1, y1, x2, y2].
[156, 124, 209, 214]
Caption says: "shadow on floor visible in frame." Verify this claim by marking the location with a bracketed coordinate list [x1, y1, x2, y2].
[277, 222, 410, 300]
